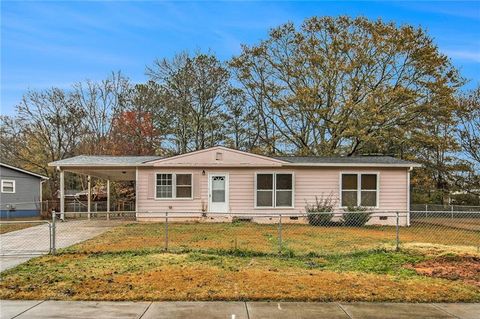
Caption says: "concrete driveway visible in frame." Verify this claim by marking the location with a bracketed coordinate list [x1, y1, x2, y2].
[1, 301, 479, 319]
[0, 220, 123, 272]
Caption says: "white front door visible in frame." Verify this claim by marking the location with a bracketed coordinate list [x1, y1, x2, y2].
[208, 173, 229, 213]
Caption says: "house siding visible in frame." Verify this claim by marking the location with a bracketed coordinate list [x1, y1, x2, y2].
[0, 166, 42, 218]
[151, 147, 284, 167]
[137, 166, 408, 225]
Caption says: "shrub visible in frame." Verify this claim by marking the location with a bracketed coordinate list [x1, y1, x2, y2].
[343, 206, 371, 227]
[305, 195, 335, 226]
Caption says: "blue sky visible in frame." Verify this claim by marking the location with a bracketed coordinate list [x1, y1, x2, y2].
[1, 1, 479, 116]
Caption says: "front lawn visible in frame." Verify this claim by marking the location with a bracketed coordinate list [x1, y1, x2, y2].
[0, 222, 41, 234]
[1, 222, 479, 301]
[66, 221, 480, 255]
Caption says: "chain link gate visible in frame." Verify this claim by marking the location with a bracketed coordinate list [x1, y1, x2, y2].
[0, 220, 52, 255]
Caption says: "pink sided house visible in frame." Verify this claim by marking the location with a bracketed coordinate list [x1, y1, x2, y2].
[49, 146, 420, 225]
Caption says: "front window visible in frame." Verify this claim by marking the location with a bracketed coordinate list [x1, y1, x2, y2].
[361, 174, 377, 207]
[341, 173, 378, 207]
[257, 174, 273, 207]
[156, 174, 173, 198]
[256, 173, 293, 208]
[276, 174, 293, 207]
[1, 180, 15, 193]
[156, 173, 192, 199]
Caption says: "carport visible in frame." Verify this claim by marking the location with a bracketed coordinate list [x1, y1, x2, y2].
[48, 156, 161, 219]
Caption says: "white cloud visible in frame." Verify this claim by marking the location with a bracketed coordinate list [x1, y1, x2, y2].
[445, 50, 480, 63]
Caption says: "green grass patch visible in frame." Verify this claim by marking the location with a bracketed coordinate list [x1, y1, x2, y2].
[324, 249, 425, 276]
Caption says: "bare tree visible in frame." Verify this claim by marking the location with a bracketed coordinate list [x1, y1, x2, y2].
[452, 86, 480, 197]
[457, 86, 480, 165]
[72, 71, 132, 154]
[146, 52, 230, 153]
[108, 81, 171, 155]
[223, 88, 261, 151]
[0, 88, 86, 193]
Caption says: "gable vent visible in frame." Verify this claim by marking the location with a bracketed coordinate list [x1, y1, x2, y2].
[215, 152, 223, 161]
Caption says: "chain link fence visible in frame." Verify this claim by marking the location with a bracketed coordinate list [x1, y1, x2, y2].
[410, 203, 480, 212]
[40, 200, 135, 215]
[53, 211, 480, 257]
[0, 220, 52, 255]
[2, 207, 479, 257]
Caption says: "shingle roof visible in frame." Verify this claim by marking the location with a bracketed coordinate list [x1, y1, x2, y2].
[275, 156, 419, 166]
[49, 155, 163, 167]
[48, 151, 420, 168]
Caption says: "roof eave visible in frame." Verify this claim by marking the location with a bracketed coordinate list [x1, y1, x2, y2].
[1, 163, 49, 179]
[49, 162, 421, 168]
[282, 163, 422, 168]
[48, 163, 145, 168]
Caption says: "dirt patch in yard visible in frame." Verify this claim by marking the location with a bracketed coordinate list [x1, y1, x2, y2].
[406, 256, 480, 287]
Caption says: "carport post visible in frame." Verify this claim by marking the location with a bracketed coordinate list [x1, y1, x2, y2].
[87, 175, 91, 220]
[59, 169, 65, 221]
[106, 180, 110, 221]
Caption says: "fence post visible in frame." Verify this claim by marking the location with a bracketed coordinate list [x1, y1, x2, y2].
[49, 215, 52, 254]
[395, 212, 400, 251]
[51, 209, 56, 255]
[165, 212, 169, 252]
[451, 206, 454, 219]
[278, 214, 282, 255]
[425, 204, 428, 217]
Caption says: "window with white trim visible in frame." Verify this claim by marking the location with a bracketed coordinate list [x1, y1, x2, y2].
[256, 173, 293, 208]
[156, 173, 192, 199]
[1, 180, 15, 193]
[341, 173, 378, 207]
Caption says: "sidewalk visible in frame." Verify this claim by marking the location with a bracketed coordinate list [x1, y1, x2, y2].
[1, 300, 479, 319]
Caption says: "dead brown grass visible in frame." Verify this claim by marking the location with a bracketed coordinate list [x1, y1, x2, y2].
[68, 222, 480, 256]
[0, 223, 39, 234]
[413, 218, 480, 231]
[1, 252, 478, 302]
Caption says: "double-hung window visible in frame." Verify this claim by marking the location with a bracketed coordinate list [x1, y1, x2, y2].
[1, 180, 15, 193]
[256, 173, 294, 208]
[156, 173, 192, 199]
[176, 174, 192, 198]
[341, 173, 378, 207]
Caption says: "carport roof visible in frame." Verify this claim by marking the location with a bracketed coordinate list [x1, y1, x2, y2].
[49, 155, 163, 167]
